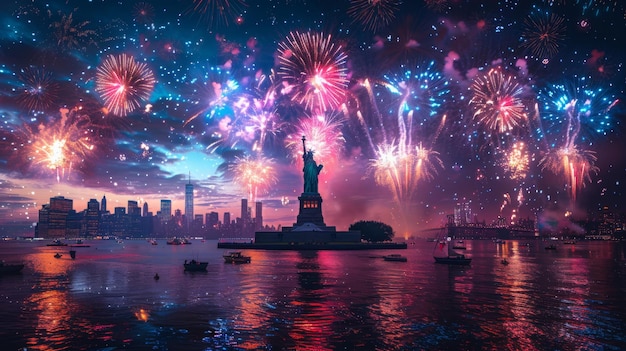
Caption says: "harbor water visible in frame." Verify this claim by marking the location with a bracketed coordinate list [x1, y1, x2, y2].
[1, 239, 626, 350]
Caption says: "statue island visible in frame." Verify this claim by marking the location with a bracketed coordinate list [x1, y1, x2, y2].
[218, 136, 407, 250]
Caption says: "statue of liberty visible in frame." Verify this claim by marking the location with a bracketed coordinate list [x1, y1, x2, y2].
[302, 136, 323, 193]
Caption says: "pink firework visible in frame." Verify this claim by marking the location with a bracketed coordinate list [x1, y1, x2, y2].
[95, 54, 155, 116]
[539, 144, 599, 203]
[347, 0, 401, 32]
[285, 113, 345, 168]
[277, 31, 349, 113]
[469, 68, 528, 133]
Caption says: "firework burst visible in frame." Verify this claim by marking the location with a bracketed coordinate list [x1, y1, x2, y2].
[277, 31, 349, 113]
[520, 10, 566, 62]
[230, 154, 277, 202]
[503, 141, 529, 181]
[469, 68, 528, 133]
[383, 61, 451, 122]
[188, 0, 246, 29]
[539, 145, 599, 202]
[49, 10, 97, 51]
[95, 54, 155, 117]
[370, 141, 443, 203]
[25, 108, 97, 182]
[414, 142, 444, 182]
[133, 2, 155, 24]
[16, 66, 59, 113]
[347, 0, 401, 32]
[538, 80, 617, 146]
[536, 79, 618, 204]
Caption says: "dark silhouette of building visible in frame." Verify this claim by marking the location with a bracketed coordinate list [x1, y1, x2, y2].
[185, 176, 194, 229]
[255, 201, 263, 230]
[36, 196, 74, 238]
[160, 199, 172, 222]
[101, 195, 107, 213]
[85, 198, 100, 237]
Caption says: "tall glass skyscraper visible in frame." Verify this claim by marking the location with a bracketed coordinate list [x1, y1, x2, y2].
[185, 176, 194, 227]
[160, 199, 172, 222]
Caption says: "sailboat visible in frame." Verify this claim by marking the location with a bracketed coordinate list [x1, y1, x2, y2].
[433, 236, 472, 265]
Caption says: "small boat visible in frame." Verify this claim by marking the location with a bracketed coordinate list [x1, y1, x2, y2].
[223, 251, 251, 264]
[154, 273, 160, 280]
[563, 240, 576, 245]
[54, 253, 62, 258]
[501, 258, 509, 265]
[433, 237, 472, 266]
[168, 238, 191, 245]
[47, 239, 68, 246]
[545, 244, 557, 250]
[69, 250, 76, 259]
[383, 254, 407, 262]
[167, 238, 182, 245]
[149, 239, 158, 245]
[0, 261, 24, 274]
[183, 259, 208, 271]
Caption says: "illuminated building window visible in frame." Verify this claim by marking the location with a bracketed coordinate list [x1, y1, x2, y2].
[303, 200, 318, 209]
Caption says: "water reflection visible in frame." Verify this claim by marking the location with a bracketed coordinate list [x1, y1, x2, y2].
[1, 240, 625, 350]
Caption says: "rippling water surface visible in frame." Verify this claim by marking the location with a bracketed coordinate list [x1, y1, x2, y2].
[1, 239, 626, 350]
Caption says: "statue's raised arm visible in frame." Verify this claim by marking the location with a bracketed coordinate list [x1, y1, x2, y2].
[302, 136, 323, 194]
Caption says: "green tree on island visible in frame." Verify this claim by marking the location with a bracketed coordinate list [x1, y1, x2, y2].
[349, 220, 395, 242]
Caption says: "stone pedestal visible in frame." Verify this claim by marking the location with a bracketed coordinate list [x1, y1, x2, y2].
[295, 192, 326, 227]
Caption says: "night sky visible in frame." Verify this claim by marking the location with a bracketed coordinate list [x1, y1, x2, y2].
[1, 0, 624, 237]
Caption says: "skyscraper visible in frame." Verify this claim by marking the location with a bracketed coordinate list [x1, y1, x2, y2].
[454, 201, 473, 225]
[185, 175, 194, 228]
[101, 195, 107, 213]
[255, 201, 263, 230]
[240, 198, 248, 229]
[160, 199, 172, 222]
[48, 196, 73, 238]
[142, 202, 148, 217]
[128, 200, 140, 216]
[86, 199, 100, 237]
[223, 212, 231, 228]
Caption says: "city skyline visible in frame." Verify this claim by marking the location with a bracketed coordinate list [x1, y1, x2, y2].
[1, 0, 625, 236]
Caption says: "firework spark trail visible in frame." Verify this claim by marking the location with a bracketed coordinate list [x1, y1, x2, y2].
[183, 77, 238, 127]
[500, 193, 511, 213]
[537, 79, 618, 204]
[372, 143, 403, 202]
[414, 142, 443, 182]
[361, 79, 388, 144]
[351, 65, 448, 205]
